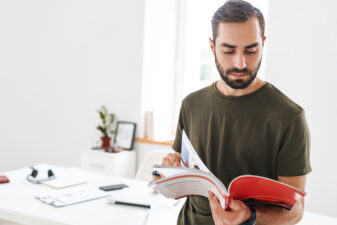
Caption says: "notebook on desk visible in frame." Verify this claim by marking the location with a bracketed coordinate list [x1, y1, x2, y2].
[43, 177, 88, 189]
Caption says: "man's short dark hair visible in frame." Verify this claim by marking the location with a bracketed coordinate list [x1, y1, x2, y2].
[211, 0, 265, 43]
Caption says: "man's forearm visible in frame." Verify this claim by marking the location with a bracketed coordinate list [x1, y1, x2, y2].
[255, 200, 304, 225]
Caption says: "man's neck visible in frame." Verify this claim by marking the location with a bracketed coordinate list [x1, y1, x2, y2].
[215, 78, 265, 97]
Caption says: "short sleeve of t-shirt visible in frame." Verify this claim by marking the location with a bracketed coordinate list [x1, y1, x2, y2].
[172, 102, 184, 153]
[277, 111, 312, 176]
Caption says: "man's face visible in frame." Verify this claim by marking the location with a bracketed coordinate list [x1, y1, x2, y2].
[210, 17, 265, 89]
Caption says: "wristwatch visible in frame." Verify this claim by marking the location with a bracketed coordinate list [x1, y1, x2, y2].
[241, 205, 256, 225]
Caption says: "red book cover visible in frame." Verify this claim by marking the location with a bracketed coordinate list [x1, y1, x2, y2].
[227, 175, 305, 210]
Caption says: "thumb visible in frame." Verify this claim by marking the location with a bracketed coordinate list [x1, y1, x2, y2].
[229, 198, 247, 211]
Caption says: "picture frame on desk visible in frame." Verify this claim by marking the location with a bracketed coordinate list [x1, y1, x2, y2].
[114, 121, 136, 150]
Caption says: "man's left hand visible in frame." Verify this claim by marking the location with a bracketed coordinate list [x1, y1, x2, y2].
[208, 191, 251, 225]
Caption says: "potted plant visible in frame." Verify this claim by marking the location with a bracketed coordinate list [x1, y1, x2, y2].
[97, 106, 115, 149]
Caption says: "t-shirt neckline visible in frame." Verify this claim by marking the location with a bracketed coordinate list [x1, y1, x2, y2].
[211, 81, 270, 100]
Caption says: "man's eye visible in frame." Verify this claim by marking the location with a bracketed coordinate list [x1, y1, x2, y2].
[224, 51, 234, 55]
[245, 50, 256, 55]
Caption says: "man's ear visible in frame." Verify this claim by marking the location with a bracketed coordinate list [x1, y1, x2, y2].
[209, 37, 215, 55]
[262, 36, 267, 47]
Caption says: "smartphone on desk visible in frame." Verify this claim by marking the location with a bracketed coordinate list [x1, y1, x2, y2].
[99, 184, 129, 191]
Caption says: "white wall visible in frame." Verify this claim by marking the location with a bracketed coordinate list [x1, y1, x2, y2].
[0, 0, 145, 171]
[265, 0, 337, 218]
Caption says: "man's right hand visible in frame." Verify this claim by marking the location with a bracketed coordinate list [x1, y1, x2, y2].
[161, 152, 182, 167]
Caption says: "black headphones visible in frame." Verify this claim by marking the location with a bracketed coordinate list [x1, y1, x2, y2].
[26, 166, 56, 184]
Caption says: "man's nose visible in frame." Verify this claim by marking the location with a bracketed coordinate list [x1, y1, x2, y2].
[233, 53, 247, 70]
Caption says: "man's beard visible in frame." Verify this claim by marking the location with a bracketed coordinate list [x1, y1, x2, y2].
[215, 55, 262, 89]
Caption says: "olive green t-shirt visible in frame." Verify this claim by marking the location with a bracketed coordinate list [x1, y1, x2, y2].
[172, 82, 311, 225]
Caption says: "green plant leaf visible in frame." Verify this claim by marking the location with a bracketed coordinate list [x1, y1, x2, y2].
[107, 114, 114, 126]
[110, 113, 115, 121]
[97, 125, 108, 137]
[101, 106, 107, 116]
[97, 125, 105, 132]
[97, 106, 114, 138]
[97, 111, 104, 123]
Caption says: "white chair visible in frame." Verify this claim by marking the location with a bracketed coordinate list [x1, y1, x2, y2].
[135, 149, 172, 181]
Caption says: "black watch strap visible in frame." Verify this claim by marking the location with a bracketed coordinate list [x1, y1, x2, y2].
[241, 206, 256, 225]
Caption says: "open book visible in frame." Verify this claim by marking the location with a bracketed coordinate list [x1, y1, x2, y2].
[148, 130, 306, 210]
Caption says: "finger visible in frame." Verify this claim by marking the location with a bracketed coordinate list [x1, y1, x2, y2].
[208, 191, 222, 212]
[167, 153, 181, 167]
[169, 153, 181, 167]
[161, 154, 180, 167]
[208, 190, 214, 200]
[229, 198, 247, 211]
[162, 157, 173, 166]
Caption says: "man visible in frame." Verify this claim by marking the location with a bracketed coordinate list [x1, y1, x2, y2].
[162, 0, 311, 225]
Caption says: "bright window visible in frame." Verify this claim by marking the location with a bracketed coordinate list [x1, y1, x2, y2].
[141, 0, 269, 141]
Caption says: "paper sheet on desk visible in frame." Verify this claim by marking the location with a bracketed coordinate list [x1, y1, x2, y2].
[36, 187, 110, 207]
[108, 187, 180, 207]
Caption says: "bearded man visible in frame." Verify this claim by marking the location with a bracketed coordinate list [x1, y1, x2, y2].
[162, 0, 311, 225]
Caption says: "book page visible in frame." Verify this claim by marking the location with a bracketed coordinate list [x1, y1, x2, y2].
[149, 168, 227, 209]
[181, 130, 213, 176]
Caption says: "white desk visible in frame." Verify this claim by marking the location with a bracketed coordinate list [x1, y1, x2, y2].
[0, 165, 336, 225]
[0, 165, 182, 225]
